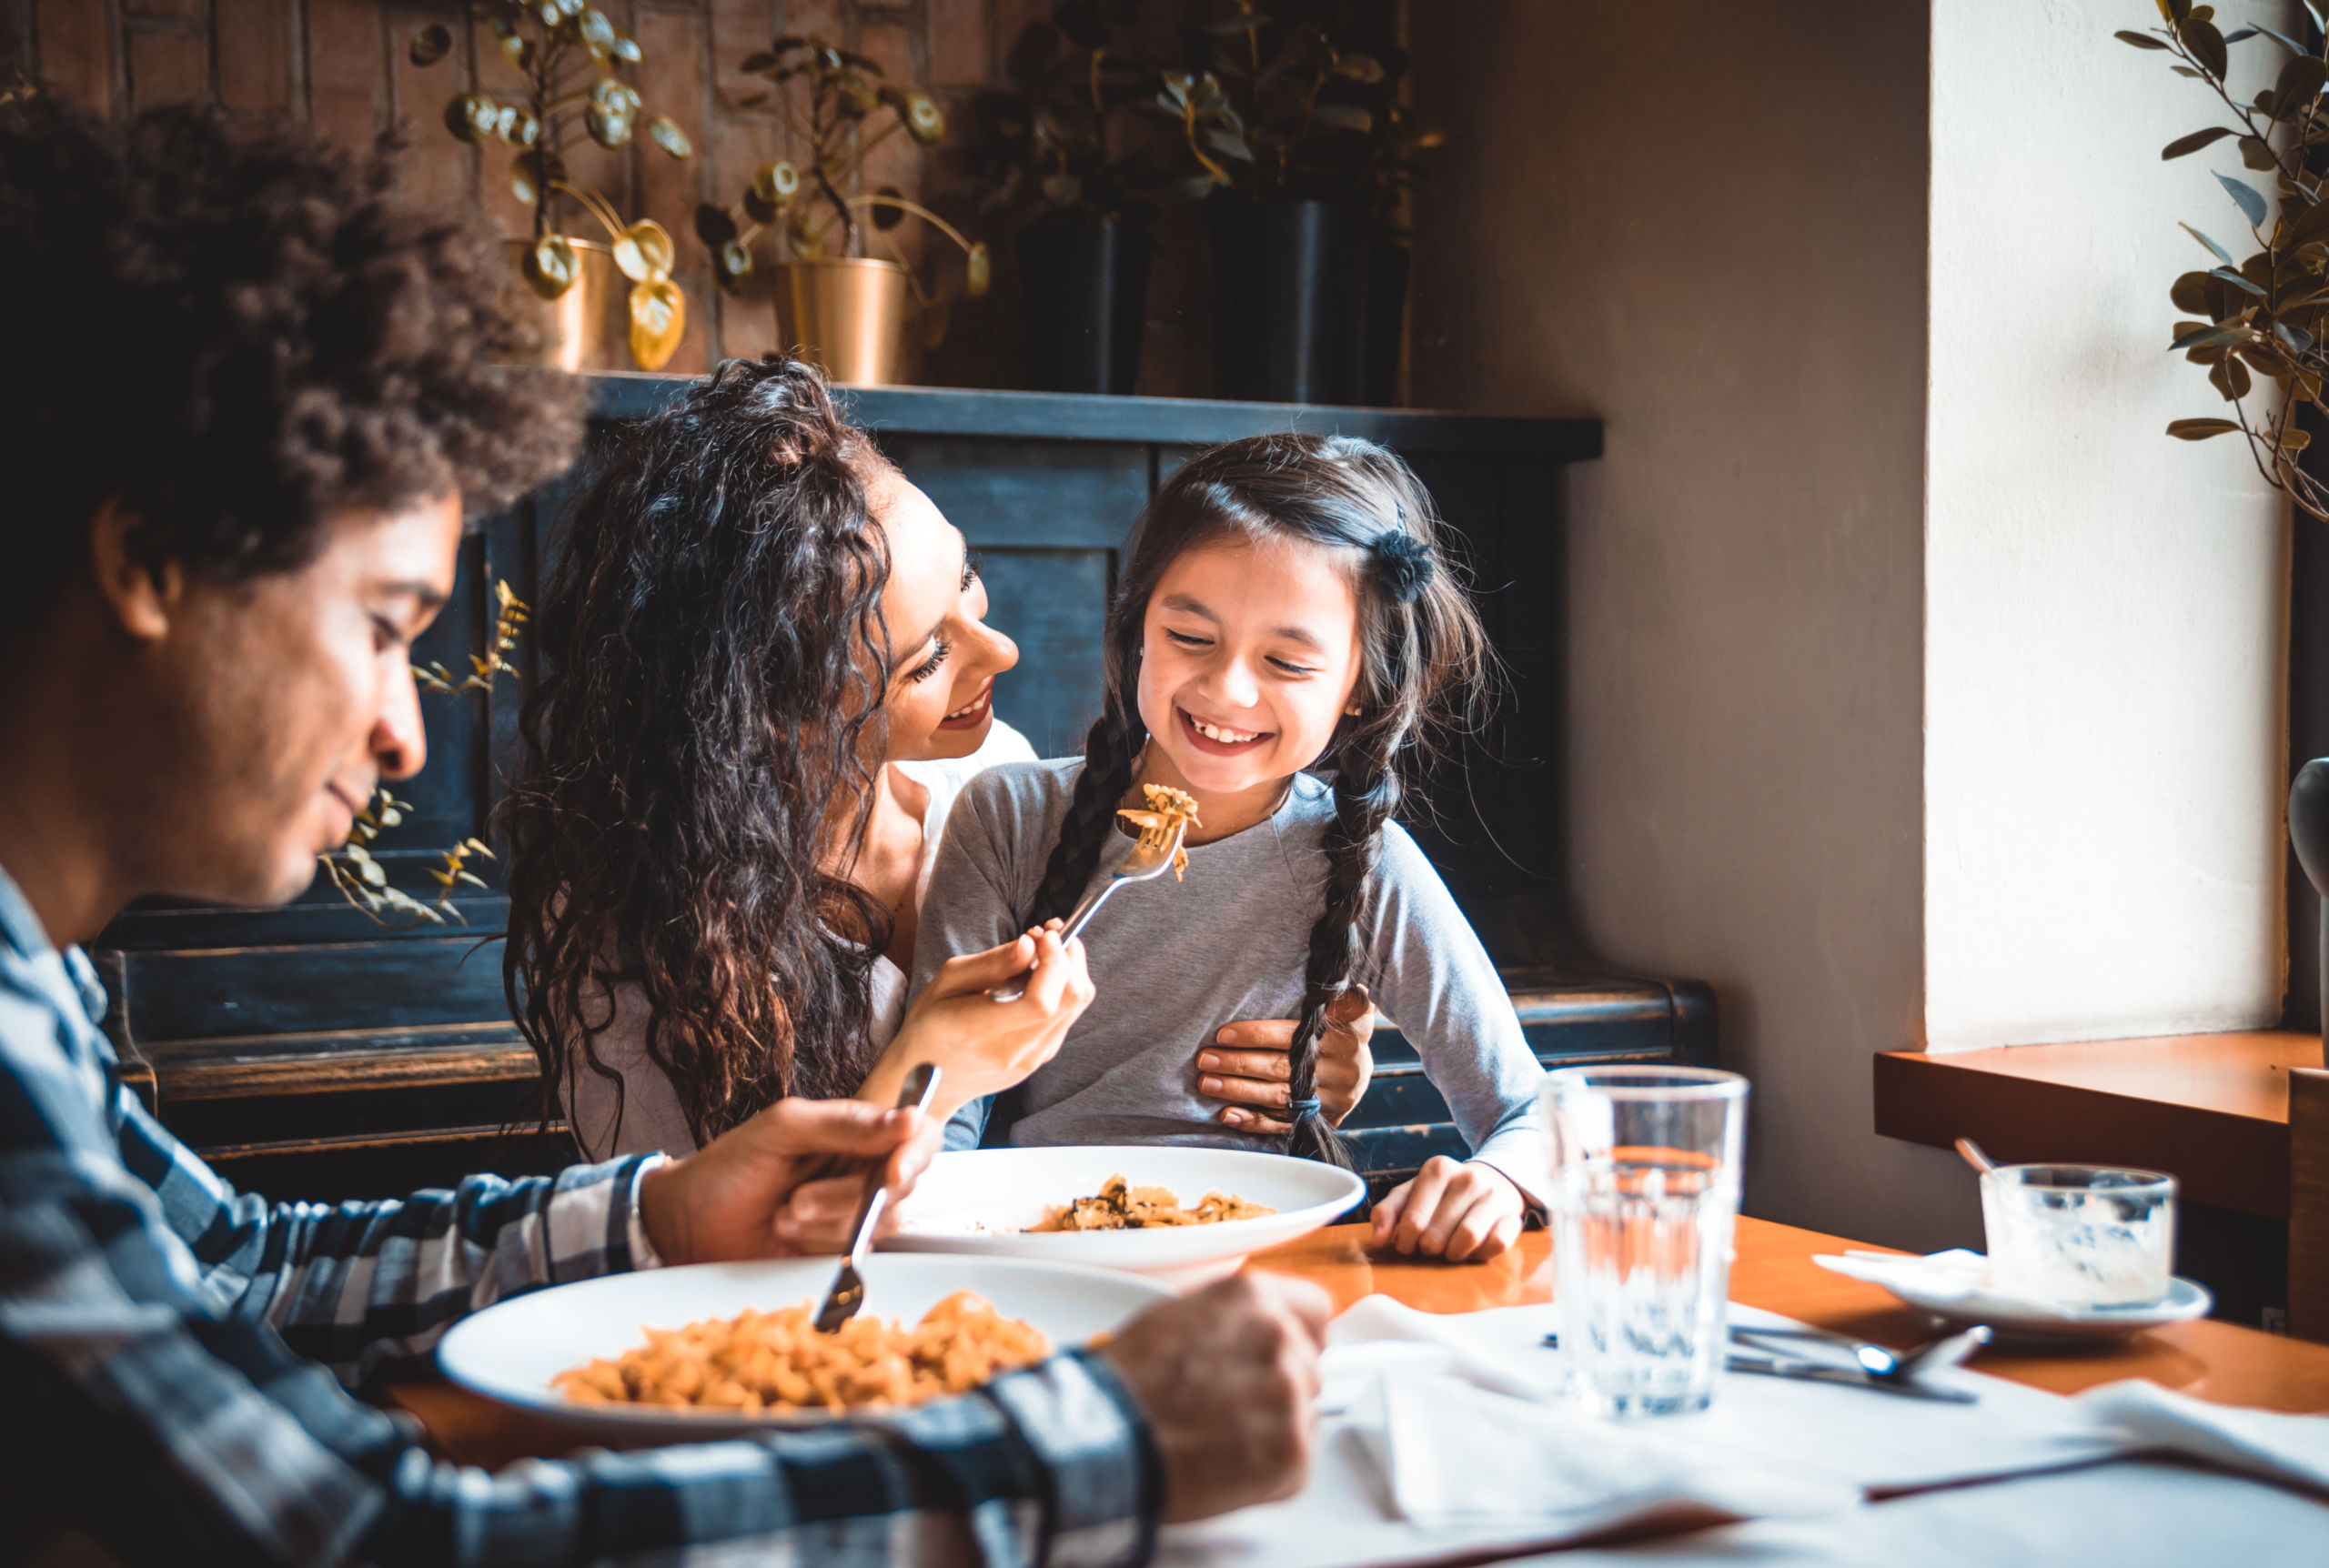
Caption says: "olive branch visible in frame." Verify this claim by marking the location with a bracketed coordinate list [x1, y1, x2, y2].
[2122, 1, 2329, 520]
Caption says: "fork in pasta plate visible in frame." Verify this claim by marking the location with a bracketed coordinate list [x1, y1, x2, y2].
[436, 1252, 1171, 1439]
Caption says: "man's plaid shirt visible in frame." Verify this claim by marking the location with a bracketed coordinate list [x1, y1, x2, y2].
[0, 866, 1160, 1566]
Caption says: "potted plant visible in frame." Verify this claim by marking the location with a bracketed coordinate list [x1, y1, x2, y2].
[698, 35, 988, 387]
[410, 4, 696, 372]
[1156, 2, 1399, 403]
[975, 1, 1173, 394]
[2120, 4, 2329, 1052]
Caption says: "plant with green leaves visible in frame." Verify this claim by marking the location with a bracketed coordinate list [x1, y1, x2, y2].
[973, 1, 1175, 226]
[1154, 1, 1396, 204]
[696, 33, 988, 333]
[2122, 0, 2329, 519]
[409, 2, 696, 370]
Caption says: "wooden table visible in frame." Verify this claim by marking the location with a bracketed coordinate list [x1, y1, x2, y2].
[385, 1215, 2329, 1471]
[1872, 1030, 2314, 1218]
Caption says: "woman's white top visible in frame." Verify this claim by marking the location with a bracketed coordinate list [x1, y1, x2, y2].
[562, 719, 1038, 1160]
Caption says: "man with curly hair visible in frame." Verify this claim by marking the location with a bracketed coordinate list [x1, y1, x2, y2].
[0, 96, 1326, 1565]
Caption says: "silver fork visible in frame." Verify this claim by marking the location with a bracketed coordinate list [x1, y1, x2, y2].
[812, 1062, 943, 1334]
[1726, 1322, 1993, 1402]
[987, 816, 1193, 1004]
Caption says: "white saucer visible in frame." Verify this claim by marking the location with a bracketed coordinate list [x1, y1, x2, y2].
[1820, 1252, 2215, 1342]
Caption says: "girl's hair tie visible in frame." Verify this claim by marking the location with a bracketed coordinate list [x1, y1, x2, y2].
[1288, 1095, 1324, 1122]
[1370, 529, 1435, 605]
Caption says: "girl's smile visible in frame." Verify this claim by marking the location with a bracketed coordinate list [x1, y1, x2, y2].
[1178, 703, 1273, 754]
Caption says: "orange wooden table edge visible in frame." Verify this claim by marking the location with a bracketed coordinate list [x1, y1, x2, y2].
[1243, 1217, 2329, 1415]
[385, 1216, 2329, 1472]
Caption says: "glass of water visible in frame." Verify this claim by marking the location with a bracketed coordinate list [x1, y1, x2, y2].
[1543, 1066, 1748, 1417]
[1979, 1164, 2176, 1308]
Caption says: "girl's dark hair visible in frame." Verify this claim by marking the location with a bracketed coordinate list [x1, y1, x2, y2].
[502, 359, 900, 1147]
[1025, 433, 1491, 1167]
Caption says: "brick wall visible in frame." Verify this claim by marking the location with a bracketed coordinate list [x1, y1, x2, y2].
[0, 0, 1214, 392]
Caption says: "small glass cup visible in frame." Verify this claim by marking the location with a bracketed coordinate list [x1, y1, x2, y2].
[1542, 1066, 1749, 1417]
[1979, 1164, 2177, 1308]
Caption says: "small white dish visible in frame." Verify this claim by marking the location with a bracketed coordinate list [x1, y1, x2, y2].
[884, 1145, 1367, 1288]
[1814, 1250, 2213, 1342]
[437, 1252, 1172, 1438]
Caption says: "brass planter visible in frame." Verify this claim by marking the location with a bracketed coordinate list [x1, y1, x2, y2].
[775, 258, 911, 386]
[498, 237, 625, 373]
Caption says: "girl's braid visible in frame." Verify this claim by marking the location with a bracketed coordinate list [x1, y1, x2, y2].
[1285, 724, 1403, 1168]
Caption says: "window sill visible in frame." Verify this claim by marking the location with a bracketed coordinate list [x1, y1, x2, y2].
[1872, 1031, 2321, 1220]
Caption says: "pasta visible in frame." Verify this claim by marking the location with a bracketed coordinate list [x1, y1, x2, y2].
[1115, 783, 1201, 879]
[1028, 1173, 1275, 1231]
[553, 1291, 1051, 1413]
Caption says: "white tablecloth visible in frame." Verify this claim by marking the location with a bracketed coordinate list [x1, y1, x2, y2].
[1157, 1295, 2329, 1568]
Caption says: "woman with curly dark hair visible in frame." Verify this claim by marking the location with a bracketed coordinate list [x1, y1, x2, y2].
[504, 358, 1086, 1162]
[506, 358, 1375, 1163]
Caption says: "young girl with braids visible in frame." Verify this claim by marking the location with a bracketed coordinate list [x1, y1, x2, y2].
[904, 434, 1547, 1262]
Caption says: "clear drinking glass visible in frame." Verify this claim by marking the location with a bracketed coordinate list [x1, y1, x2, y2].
[1543, 1066, 1749, 1416]
[1979, 1164, 2176, 1308]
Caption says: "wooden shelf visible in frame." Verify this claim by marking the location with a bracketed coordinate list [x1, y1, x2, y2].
[1873, 1030, 2321, 1219]
[585, 374, 1604, 460]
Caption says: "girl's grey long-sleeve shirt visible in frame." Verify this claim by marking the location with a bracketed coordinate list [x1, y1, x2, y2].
[913, 759, 1549, 1203]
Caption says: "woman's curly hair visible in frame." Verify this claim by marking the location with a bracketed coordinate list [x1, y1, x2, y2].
[0, 90, 586, 633]
[501, 359, 899, 1147]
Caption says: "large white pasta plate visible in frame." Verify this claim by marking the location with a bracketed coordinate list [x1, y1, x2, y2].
[882, 1145, 1368, 1287]
[436, 1252, 1172, 1438]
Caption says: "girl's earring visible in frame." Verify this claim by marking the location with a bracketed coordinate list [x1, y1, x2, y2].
[1345, 703, 1363, 717]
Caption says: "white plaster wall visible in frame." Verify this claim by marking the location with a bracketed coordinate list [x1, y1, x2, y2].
[1924, 1, 2293, 1050]
[1410, 1, 1971, 1247]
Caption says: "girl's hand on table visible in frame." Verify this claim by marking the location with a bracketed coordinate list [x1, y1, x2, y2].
[860, 922, 1094, 1120]
[1199, 985, 1376, 1134]
[1370, 1156, 1526, 1263]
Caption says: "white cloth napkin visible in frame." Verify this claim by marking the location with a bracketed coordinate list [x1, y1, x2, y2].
[2074, 1379, 2329, 1495]
[1355, 1362, 1853, 1532]
[1322, 1295, 2125, 1494]
[1811, 1246, 2082, 1316]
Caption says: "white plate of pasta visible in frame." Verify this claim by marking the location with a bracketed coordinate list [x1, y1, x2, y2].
[436, 1253, 1172, 1437]
[882, 1146, 1368, 1287]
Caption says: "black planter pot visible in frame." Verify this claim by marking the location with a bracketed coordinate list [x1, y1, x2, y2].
[1356, 239, 1411, 407]
[1210, 199, 1360, 404]
[1015, 218, 1152, 396]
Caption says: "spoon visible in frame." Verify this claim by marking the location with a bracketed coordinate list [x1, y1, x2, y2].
[1954, 1137, 1998, 1175]
[1855, 1322, 1993, 1385]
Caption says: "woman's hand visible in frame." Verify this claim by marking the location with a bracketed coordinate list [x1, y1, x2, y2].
[1368, 1156, 1527, 1263]
[860, 923, 1095, 1120]
[637, 1097, 942, 1264]
[1197, 985, 1376, 1134]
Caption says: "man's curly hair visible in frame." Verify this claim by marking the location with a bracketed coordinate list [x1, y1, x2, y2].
[0, 90, 588, 633]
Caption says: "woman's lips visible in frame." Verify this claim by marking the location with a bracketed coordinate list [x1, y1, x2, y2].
[937, 680, 993, 730]
[1179, 706, 1271, 756]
